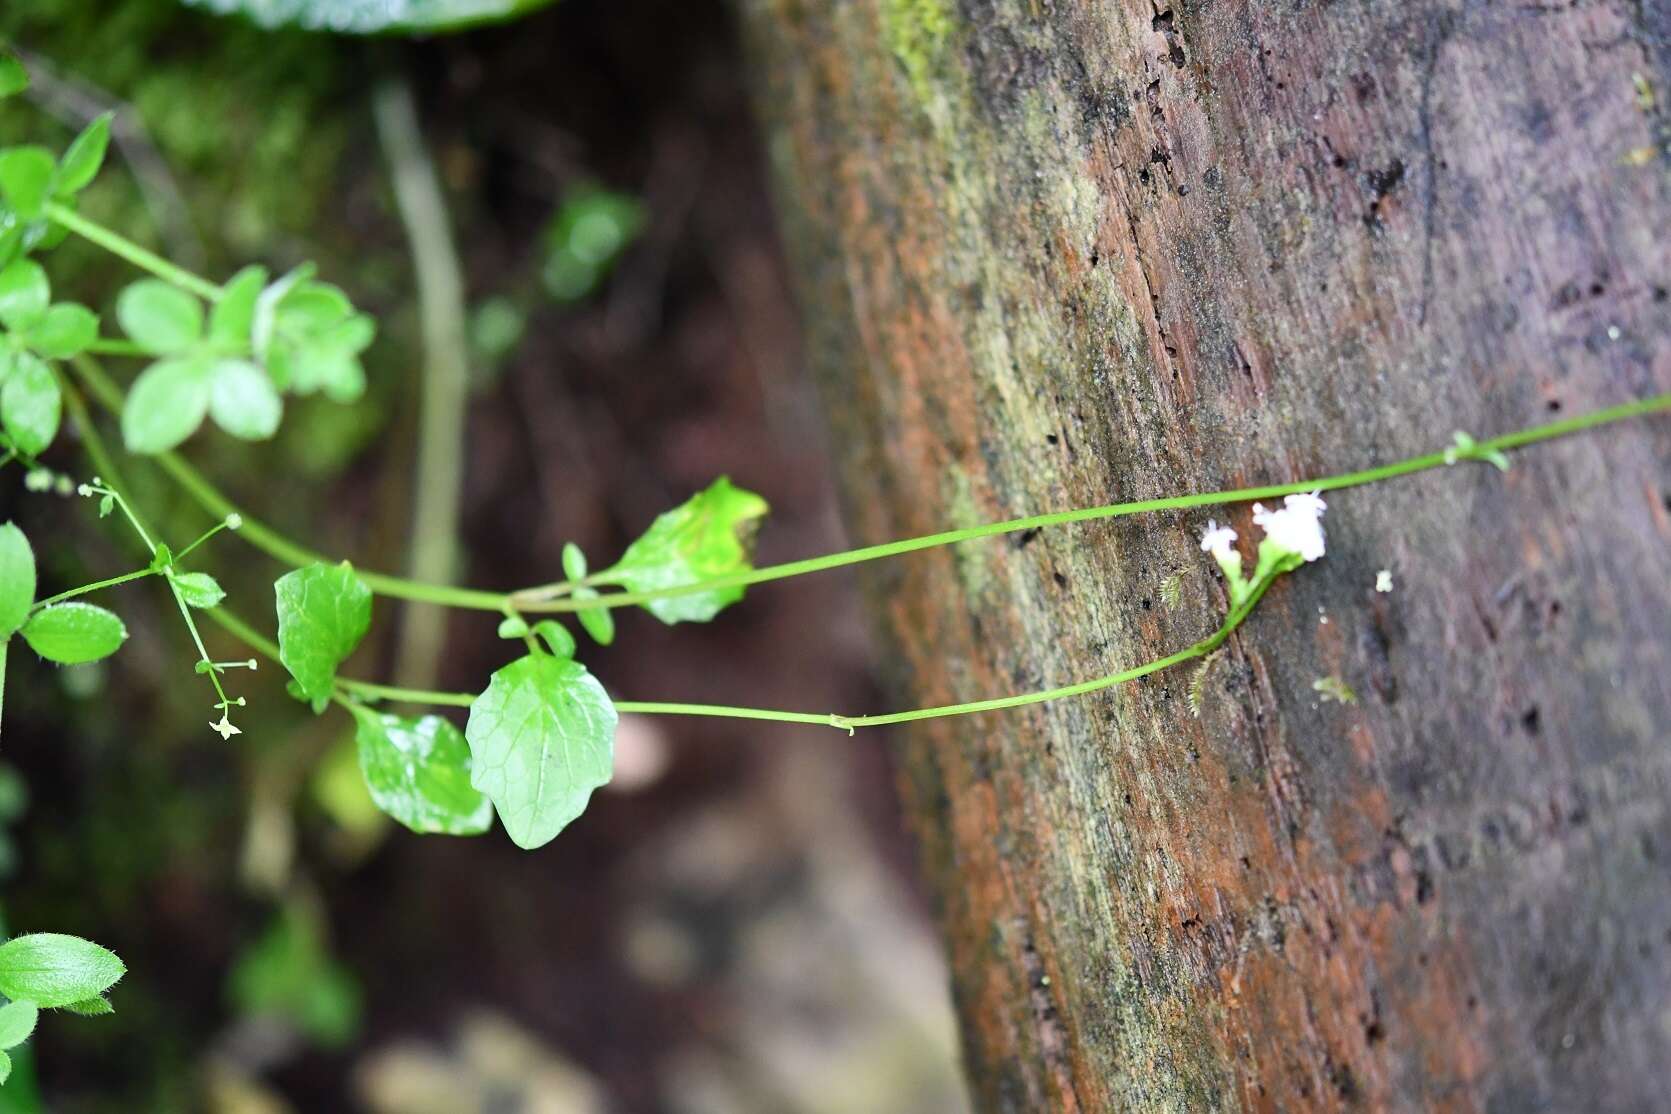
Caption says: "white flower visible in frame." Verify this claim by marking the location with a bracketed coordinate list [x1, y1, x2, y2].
[1375, 569, 1393, 593]
[210, 714, 242, 740]
[1253, 491, 1327, 562]
[1199, 521, 1238, 557]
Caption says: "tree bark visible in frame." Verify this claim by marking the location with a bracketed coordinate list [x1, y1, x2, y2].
[738, 1, 1671, 1110]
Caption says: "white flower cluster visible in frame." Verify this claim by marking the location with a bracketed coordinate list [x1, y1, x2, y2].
[1251, 491, 1327, 563]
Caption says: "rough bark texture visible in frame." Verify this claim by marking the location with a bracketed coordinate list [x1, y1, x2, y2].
[738, 1, 1671, 1110]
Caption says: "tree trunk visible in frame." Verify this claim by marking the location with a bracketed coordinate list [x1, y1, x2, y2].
[738, 1, 1671, 1110]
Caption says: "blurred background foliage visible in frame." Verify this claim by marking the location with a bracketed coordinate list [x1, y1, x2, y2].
[0, 2, 968, 1110]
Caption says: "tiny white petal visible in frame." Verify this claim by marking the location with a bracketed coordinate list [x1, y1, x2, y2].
[1376, 569, 1393, 593]
[1199, 521, 1238, 555]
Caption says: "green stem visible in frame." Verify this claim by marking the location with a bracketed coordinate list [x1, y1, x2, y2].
[31, 567, 158, 610]
[84, 338, 151, 358]
[515, 392, 1671, 614]
[45, 202, 224, 302]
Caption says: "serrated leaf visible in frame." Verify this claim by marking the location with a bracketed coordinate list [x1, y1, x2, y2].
[122, 356, 211, 453]
[208, 264, 268, 347]
[1, 352, 60, 456]
[0, 1001, 36, 1050]
[61, 995, 114, 1016]
[0, 259, 48, 331]
[0, 53, 27, 99]
[181, 0, 557, 34]
[173, 571, 226, 609]
[465, 653, 616, 849]
[0, 933, 124, 1009]
[601, 477, 770, 624]
[55, 112, 113, 196]
[349, 706, 493, 836]
[116, 279, 203, 355]
[26, 302, 97, 359]
[207, 359, 281, 441]
[0, 523, 36, 640]
[0, 148, 55, 221]
[21, 602, 127, 664]
[275, 562, 371, 712]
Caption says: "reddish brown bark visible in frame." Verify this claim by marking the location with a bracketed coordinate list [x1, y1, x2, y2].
[740, 1, 1671, 1110]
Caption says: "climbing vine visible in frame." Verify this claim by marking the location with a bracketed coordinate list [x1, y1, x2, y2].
[0, 46, 1668, 1060]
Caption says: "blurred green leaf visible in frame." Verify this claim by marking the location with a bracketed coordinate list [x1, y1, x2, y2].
[24, 303, 97, 359]
[0, 1002, 35, 1050]
[20, 603, 127, 665]
[228, 905, 359, 1048]
[465, 652, 616, 849]
[0, 354, 60, 457]
[541, 186, 645, 303]
[0, 934, 124, 1009]
[116, 279, 203, 355]
[0, 54, 26, 100]
[0, 524, 36, 640]
[0, 150, 54, 222]
[183, 0, 557, 34]
[602, 477, 770, 624]
[571, 586, 613, 646]
[207, 358, 282, 441]
[208, 265, 267, 347]
[254, 273, 371, 402]
[275, 561, 370, 712]
[349, 706, 493, 836]
[0, 260, 47, 332]
[121, 356, 211, 454]
[55, 112, 113, 196]
[172, 571, 226, 609]
[530, 619, 574, 661]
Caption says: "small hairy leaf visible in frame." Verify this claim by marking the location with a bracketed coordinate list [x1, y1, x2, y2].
[0, 522, 35, 640]
[55, 112, 114, 196]
[207, 359, 282, 441]
[208, 265, 268, 346]
[275, 562, 371, 712]
[465, 653, 617, 850]
[26, 302, 98, 359]
[349, 706, 494, 836]
[0, 148, 55, 221]
[1, 353, 61, 456]
[116, 279, 203, 355]
[0, 933, 125, 1009]
[0, 1001, 37, 1050]
[0, 52, 27, 99]
[122, 356, 211, 453]
[173, 571, 226, 609]
[61, 995, 114, 1017]
[21, 603, 127, 664]
[602, 477, 770, 624]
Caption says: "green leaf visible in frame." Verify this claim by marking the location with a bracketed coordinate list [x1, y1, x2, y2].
[0, 933, 124, 1009]
[255, 274, 373, 401]
[465, 653, 616, 849]
[25, 302, 97, 359]
[61, 995, 114, 1017]
[0, 1001, 36, 1050]
[20, 603, 127, 664]
[173, 571, 226, 609]
[0, 148, 55, 221]
[0, 53, 27, 100]
[0, 259, 49, 331]
[275, 562, 371, 712]
[571, 587, 614, 646]
[207, 359, 282, 441]
[0, 1048, 10, 1085]
[495, 616, 528, 639]
[349, 706, 493, 836]
[55, 112, 114, 196]
[228, 905, 359, 1048]
[530, 619, 574, 660]
[116, 279, 203, 355]
[0, 523, 36, 641]
[180, 0, 558, 34]
[561, 542, 587, 581]
[208, 265, 268, 347]
[602, 477, 770, 624]
[121, 356, 211, 453]
[1, 352, 60, 456]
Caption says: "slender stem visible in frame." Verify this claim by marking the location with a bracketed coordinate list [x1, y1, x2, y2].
[340, 678, 475, 709]
[32, 567, 158, 610]
[45, 202, 224, 301]
[612, 701, 837, 726]
[85, 337, 151, 358]
[516, 392, 1671, 614]
[203, 606, 279, 662]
